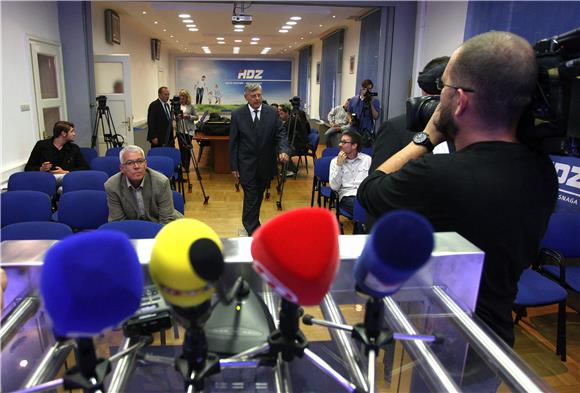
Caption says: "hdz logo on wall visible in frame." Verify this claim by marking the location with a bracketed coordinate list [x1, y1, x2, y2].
[552, 155, 580, 212]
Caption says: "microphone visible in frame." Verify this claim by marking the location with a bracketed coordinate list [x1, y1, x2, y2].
[40, 231, 144, 337]
[251, 207, 339, 306]
[354, 210, 434, 298]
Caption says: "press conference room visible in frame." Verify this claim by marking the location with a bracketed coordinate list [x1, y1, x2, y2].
[1, 1, 580, 392]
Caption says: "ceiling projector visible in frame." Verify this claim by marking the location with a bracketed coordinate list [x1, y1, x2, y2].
[232, 14, 252, 25]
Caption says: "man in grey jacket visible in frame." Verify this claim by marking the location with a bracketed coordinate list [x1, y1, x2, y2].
[105, 145, 183, 224]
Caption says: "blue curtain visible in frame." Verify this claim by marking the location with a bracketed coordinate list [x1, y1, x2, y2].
[356, 10, 381, 93]
[319, 30, 344, 120]
[464, 1, 580, 44]
[297, 46, 311, 111]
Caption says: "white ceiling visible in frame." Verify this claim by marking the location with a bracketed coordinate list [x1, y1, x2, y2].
[107, 1, 374, 57]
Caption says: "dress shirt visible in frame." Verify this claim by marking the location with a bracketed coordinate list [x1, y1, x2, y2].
[248, 104, 262, 122]
[125, 176, 146, 219]
[329, 152, 371, 200]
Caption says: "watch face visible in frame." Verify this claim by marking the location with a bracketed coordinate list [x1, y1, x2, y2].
[414, 132, 428, 144]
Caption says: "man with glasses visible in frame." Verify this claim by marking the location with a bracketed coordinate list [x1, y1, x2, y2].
[358, 32, 558, 350]
[105, 145, 183, 224]
[329, 130, 371, 217]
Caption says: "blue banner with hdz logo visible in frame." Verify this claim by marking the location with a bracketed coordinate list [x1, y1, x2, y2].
[551, 155, 580, 212]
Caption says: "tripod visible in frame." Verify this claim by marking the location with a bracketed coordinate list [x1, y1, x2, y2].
[274, 109, 301, 210]
[173, 109, 210, 204]
[91, 96, 124, 150]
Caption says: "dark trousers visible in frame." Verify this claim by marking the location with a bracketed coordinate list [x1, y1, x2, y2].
[196, 88, 204, 104]
[241, 178, 267, 235]
[339, 196, 355, 217]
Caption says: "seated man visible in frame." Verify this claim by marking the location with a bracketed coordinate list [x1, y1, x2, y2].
[24, 121, 89, 184]
[105, 145, 183, 224]
[329, 130, 371, 216]
[325, 98, 351, 147]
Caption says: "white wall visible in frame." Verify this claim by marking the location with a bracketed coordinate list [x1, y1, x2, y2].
[91, 2, 171, 125]
[1, 1, 61, 181]
[340, 20, 361, 103]
[411, 1, 468, 97]
[309, 41, 323, 120]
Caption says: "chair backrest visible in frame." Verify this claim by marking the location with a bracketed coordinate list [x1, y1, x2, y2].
[147, 156, 174, 178]
[314, 156, 333, 182]
[90, 156, 120, 177]
[172, 190, 185, 214]
[58, 190, 109, 230]
[148, 147, 181, 169]
[353, 199, 367, 225]
[322, 147, 340, 158]
[62, 170, 109, 193]
[541, 212, 580, 258]
[105, 147, 123, 157]
[308, 132, 320, 150]
[1, 191, 52, 227]
[98, 220, 163, 239]
[1, 221, 73, 241]
[8, 172, 57, 198]
[80, 147, 98, 165]
[362, 147, 373, 156]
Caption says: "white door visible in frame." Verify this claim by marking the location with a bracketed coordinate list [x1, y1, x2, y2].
[94, 54, 133, 155]
[30, 39, 67, 139]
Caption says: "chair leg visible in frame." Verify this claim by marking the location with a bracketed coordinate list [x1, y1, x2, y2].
[513, 305, 526, 325]
[557, 300, 566, 361]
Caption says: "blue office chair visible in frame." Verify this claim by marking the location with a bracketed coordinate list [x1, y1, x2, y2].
[80, 147, 98, 165]
[172, 190, 185, 215]
[90, 156, 120, 177]
[1, 191, 53, 227]
[297, 131, 320, 175]
[62, 170, 108, 193]
[148, 147, 184, 197]
[8, 171, 57, 198]
[99, 220, 163, 239]
[310, 156, 333, 208]
[353, 199, 368, 234]
[362, 147, 374, 156]
[322, 147, 340, 158]
[1, 221, 73, 241]
[105, 147, 123, 157]
[146, 156, 174, 179]
[57, 190, 109, 231]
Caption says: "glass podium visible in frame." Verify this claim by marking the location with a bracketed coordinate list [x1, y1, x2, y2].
[0, 233, 551, 392]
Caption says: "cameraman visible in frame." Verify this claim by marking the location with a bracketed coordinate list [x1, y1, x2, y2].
[358, 32, 558, 352]
[347, 79, 381, 146]
[283, 98, 310, 175]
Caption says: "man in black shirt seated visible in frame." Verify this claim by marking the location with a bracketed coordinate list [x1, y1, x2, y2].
[25, 121, 89, 184]
[358, 31, 558, 348]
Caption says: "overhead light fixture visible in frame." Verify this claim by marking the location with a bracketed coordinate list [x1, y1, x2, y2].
[233, 47, 240, 54]
[142, 11, 147, 15]
[217, 37, 225, 40]
[283, 25, 293, 29]
[178, 14, 191, 18]
[260, 47, 271, 54]
[286, 21, 297, 25]
[170, 35, 174, 38]
[188, 28, 199, 32]
[182, 19, 194, 23]
[234, 28, 244, 32]
[319, 24, 323, 27]
[251, 37, 260, 41]
[163, 29, 167, 32]
[279, 30, 288, 33]
[332, 15, 336, 19]
[186, 24, 196, 28]
[234, 24, 245, 29]
[250, 41, 257, 45]
[234, 39, 242, 43]
[154, 21, 158, 24]
[300, 37, 304, 40]
[290, 16, 302, 21]
[218, 41, 225, 44]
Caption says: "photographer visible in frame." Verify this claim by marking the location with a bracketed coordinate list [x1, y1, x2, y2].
[347, 79, 381, 146]
[358, 32, 558, 351]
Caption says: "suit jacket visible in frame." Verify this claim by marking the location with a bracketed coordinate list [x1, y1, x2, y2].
[229, 104, 290, 185]
[104, 168, 183, 224]
[147, 99, 173, 146]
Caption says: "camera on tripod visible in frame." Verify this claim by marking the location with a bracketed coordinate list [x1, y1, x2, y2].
[289, 96, 301, 112]
[170, 95, 181, 116]
[96, 95, 108, 110]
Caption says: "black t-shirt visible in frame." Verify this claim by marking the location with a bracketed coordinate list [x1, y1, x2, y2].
[24, 138, 89, 172]
[371, 114, 415, 172]
[358, 141, 558, 345]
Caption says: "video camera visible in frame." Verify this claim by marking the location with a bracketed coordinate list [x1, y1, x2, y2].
[170, 95, 182, 116]
[96, 95, 107, 110]
[289, 96, 301, 112]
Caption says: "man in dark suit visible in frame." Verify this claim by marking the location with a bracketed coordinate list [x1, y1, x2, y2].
[147, 86, 173, 148]
[229, 83, 290, 235]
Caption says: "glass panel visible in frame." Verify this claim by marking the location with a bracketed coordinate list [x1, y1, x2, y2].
[37, 54, 58, 99]
[43, 107, 61, 136]
[95, 62, 124, 94]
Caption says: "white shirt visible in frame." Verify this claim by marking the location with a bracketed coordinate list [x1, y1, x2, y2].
[329, 152, 371, 200]
[248, 104, 262, 122]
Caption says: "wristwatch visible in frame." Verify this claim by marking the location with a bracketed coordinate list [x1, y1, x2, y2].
[413, 132, 435, 151]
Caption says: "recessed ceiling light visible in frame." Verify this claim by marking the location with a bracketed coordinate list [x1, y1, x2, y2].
[251, 37, 260, 41]
[332, 15, 336, 18]
[170, 35, 174, 38]
[182, 19, 194, 23]
[234, 24, 245, 29]
[283, 25, 293, 29]
[163, 29, 167, 32]
[319, 24, 323, 27]
[286, 21, 297, 25]
[154, 21, 158, 24]
[216, 37, 225, 40]
[289, 45, 292, 48]
[290, 16, 302, 21]
[188, 28, 199, 32]
[234, 28, 244, 32]
[218, 41, 225, 44]
[176, 40, 179, 43]
[250, 41, 257, 45]
[234, 39, 242, 43]
[300, 37, 304, 40]
[142, 11, 147, 15]
[279, 30, 288, 33]
[309, 31, 312, 34]
[186, 24, 196, 28]
[179, 14, 191, 18]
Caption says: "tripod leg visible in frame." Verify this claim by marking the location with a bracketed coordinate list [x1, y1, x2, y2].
[277, 162, 288, 211]
[189, 144, 209, 204]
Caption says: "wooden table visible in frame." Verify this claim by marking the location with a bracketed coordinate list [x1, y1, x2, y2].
[192, 132, 230, 174]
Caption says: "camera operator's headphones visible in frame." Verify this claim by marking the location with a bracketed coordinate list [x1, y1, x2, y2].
[417, 63, 447, 95]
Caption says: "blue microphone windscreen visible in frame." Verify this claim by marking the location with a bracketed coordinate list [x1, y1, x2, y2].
[40, 230, 143, 337]
[354, 210, 434, 298]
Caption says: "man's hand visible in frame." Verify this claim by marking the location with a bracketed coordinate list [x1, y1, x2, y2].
[232, 170, 240, 180]
[278, 153, 289, 163]
[40, 162, 52, 172]
[50, 166, 69, 175]
[424, 104, 446, 146]
[336, 151, 347, 166]
[151, 137, 159, 145]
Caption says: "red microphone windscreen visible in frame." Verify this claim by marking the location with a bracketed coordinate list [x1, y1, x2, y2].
[251, 207, 339, 306]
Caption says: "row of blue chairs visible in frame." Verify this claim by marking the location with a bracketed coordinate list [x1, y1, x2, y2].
[1, 190, 184, 229]
[1, 219, 164, 241]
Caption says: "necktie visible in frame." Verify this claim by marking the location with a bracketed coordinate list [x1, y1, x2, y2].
[253, 109, 259, 124]
[164, 103, 171, 120]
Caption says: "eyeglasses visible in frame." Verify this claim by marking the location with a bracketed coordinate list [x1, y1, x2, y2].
[339, 140, 352, 145]
[436, 77, 475, 93]
[123, 158, 147, 167]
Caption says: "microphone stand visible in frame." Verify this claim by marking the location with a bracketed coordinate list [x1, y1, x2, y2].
[303, 296, 440, 393]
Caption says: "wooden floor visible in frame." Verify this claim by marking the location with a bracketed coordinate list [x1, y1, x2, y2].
[180, 144, 579, 391]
